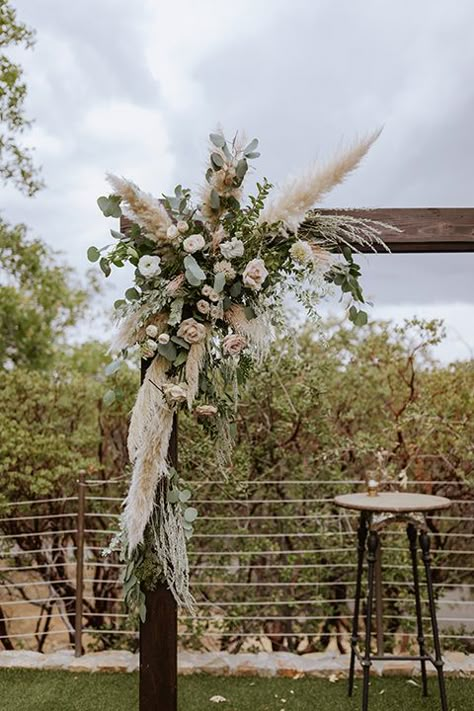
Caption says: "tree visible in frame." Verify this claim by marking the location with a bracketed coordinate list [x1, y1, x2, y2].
[0, 219, 89, 369]
[0, 0, 42, 195]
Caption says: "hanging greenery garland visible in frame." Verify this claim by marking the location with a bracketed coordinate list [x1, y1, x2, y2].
[90, 128, 393, 613]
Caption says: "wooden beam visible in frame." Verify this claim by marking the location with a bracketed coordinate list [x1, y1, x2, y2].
[121, 208, 474, 253]
[318, 208, 474, 253]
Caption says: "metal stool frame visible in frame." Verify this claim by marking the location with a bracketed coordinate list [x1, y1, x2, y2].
[348, 511, 448, 711]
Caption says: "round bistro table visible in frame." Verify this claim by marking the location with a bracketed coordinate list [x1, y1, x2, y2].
[334, 492, 451, 711]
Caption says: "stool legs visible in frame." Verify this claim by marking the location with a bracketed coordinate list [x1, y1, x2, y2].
[362, 530, 379, 711]
[406, 524, 428, 696]
[420, 531, 448, 711]
[348, 512, 369, 696]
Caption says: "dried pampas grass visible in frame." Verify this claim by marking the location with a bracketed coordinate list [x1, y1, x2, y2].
[124, 357, 173, 551]
[224, 305, 274, 363]
[185, 339, 207, 408]
[258, 129, 382, 230]
[107, 173, 172, 240]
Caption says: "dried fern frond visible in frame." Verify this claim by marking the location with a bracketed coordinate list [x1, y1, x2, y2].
[299, 212, 398, 253]
[107, 173, 172, 240]
[258, 129, 382, 230]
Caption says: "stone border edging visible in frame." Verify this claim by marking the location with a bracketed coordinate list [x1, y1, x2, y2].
[0, 650, 473, 677]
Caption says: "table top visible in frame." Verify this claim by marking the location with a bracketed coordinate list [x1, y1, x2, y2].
[334, 492, 451, 513]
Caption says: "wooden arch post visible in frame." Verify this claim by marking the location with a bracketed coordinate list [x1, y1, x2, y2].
[121, 208, 474, 711]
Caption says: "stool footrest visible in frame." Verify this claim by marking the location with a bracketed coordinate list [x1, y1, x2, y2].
[354, 649, 437, 666]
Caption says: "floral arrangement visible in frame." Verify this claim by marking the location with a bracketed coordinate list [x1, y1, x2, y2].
[90, 128, 392, 611]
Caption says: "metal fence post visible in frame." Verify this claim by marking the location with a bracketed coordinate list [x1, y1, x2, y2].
[75, 470, 86, 657]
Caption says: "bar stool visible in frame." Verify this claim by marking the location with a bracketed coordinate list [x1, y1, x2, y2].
[334, 491, 451, 711]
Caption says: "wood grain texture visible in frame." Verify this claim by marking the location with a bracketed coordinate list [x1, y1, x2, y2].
[334, 492, 451, 513]
[121, 208, 474, 253]
[139, 358, 178, 711]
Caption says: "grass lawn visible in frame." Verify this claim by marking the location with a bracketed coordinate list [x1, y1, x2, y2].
[0, 670, 471, 711]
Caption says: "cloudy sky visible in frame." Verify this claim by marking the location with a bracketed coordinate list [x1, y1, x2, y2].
[4, 0, 474, 361]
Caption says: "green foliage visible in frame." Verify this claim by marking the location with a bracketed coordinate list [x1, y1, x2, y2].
[0, 219, 89, 369]
[0, 1, 43, 195]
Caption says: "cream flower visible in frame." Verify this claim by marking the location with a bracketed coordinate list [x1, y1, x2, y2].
[196, 299, 210, 315]
[145, 324, 158, 338]
[220, 237, 244, 260]
[163, 382, 188, 403]
[195, 404, 218, 417]
[183, 233, 205, 253]
[158, 333, 170, 344]
[177, 318, 206, 344]
[242, 258, 268, 291]
[290, 239, 314, 265]
[222, 333, 247, 356]
[177, 220, 189, 234]
[214, 260, 236, 281]
[166, 225, 179, 241]
[210, 303, 223, 321]
[201, 284, 220, 302]
[138, 255, 161, 278]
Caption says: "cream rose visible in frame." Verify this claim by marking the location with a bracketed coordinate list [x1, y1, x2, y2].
[219, 237, 244, 260]
[177, 220, 189, 234]
[195, 404, 218, 417]
[222, 333, 247, 356]
[177, 318, 206, 344]
[145, 324, 158, 338]
[166, 225, 179, 241]
[183, 233, 205, 253]
[196, 299, 210, 315]
[158, 333, 170, 344]
[163, 383, 188, 403]
[201, 284, 220, 302]
[242, 258, 268, 291]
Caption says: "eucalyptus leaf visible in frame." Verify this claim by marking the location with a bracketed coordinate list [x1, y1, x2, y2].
[243, 305, 256, 320]
[179, 489, 192, 503]
[171, 335, 190, 349]
[230, 281, 242, 297]
[110, 229, 125, 240]
[114, 299, 126, 310]
[167, 489, 180, 504]
[213, 271, 226, 293]
[97, 195, 122, 218]
[173, 351, 188, 367]
[157, 341, 177, 361]
[184, 507, 198, 523]
[185, 270, 202, 287]
[210, 152, 224, 169]
[184, 255, 206, 281]
[235, 158, 248, 180]
[245, 151, 260, 159]
[244, 138, 259, 155]
[125, 287, 140, 301]
[209, 189, 220, 210]
[99, 257, 111, 277]
[209, 132, 226, 148]
[87, 246, 100, 263]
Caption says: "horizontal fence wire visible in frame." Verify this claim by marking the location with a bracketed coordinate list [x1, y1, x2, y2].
[0, 479, 473, 653]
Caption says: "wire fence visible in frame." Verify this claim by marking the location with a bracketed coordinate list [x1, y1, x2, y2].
[0, 475, 473, 655]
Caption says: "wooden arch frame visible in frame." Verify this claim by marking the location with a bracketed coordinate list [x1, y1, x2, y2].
[121, 207, 474, 710]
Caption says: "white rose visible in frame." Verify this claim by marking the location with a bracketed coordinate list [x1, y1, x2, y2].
[242, 258, 268, 291]
[222, 333, 247, 356]
[214, 260, 236, 281]
[290, 240, 314, 265]
[145, 338, 158, 352]
[183, 233, 205, 253]
[201, 284, 220, 302]
[138, 255, 161, 278]
[145, 324, 158, 338]
[163, 383, 188, 403]
[177, 318, 206, 344]
[166, 225, 179, 241]
[177, 221, 189, 234]
[195, 404, 218, 417]
[196, 299, 210, 315]
[219, 237, 244, 260]
[158, 333, 170, 345]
